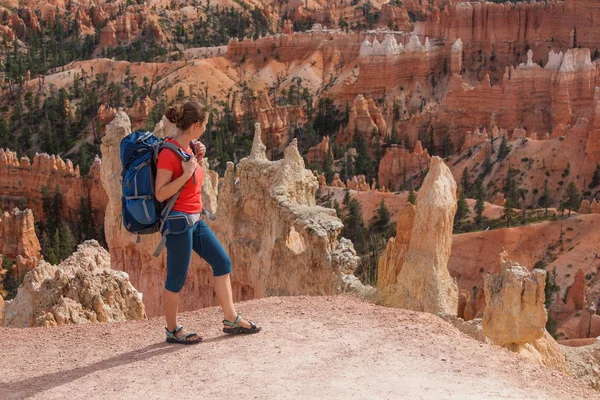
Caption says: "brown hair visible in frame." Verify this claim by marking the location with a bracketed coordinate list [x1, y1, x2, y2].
[164, 101, 209, 131]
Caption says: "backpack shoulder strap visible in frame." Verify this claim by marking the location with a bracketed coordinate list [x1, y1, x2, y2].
[160, 142, 190, 161]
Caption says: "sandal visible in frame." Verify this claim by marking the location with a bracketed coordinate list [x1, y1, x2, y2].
[223, 313, 262, 335]
[165, 325, 203, 344]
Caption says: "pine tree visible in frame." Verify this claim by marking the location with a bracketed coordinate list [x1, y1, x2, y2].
[461, 167, 471, 196]
[407, 188, 416, 205]
[342, 198, 366, 253]
[59, 225, 76, 261]
[40, 230, 58, 265]
[323, 151, 334, 185]
[474, 180, 485, 228]
[482, 150, 493, 176]
[342, 189, 351, 206]
[538, 180, 552, 216]
[589, 164, 600, 189]
[502, 168, 520, 227]
[51, 228, 62, 263]
[370, 199, 392, 237]
[498, 135, 510, 160]
[333, 199, 341, 219]
[565, 182, 581, 217]
[454, 191, 469, 229]
[390, 123, 398, 145]
[354, 135, 371, 178]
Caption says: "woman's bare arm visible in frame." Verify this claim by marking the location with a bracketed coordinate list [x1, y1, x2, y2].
[155, 158, 197, 202]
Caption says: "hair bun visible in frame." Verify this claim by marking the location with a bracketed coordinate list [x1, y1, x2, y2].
[165, 106, 183, 127]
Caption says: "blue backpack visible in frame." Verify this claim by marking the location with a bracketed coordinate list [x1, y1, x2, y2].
[119, 131, 192, 255]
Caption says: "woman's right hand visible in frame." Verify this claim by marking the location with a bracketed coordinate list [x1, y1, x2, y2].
[181, 156, 197, 178]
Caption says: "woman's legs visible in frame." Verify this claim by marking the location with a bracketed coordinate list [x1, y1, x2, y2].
[193, 221, 253, 329]
[164, 226, 201, 340]
[163, 288, 180, 331]
[213, 274, 252, 329]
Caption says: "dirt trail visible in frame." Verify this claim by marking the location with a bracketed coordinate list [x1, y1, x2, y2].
[1, 296, 598, 400]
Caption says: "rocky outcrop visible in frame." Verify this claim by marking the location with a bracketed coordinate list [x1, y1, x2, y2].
[483, 264, 547, 348]
[416, 0, 600, 73]
[0, 148, 107, 229]
[331, 173, 345, 188]
[283, 19, 294, 35]
[306, 136, 330, 167]
[100, 21, 118, 48]
[437, 47, 598, 147]
[345, 175, 370, 191]
[378, 142, 430, 190]
[579, 199, 592, 214]
[566, 269, 586, 311]
[144, 16, 164, 43]
[128, 96, 155, 129]
[482, 261, 567, 372]
[338, 95, 387, 144]
[0, 208, 41, 278]
[255, 93, 304, 151]
[215, 123, 347, 298]
[377, 203, 415, 288]
[460, 127, 490, 152]
[2, 240, 145, 328]
[383, 157, 458, 315]
[101, 112, 349, 316]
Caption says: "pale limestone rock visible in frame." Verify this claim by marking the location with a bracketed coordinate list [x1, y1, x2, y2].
[2, 241, 145, 327]
[439, 314, 490, 344]
[483, 264, 547, 347]
[545, 50, 564, 70]
[389, 157, 458, 314]
[331, 237, 360, 275]
[406, 33, 425, 52]
[518, 49, 540, 70]
[451, 38, 463, 54]
[339, 273, 376, 299]
[559, 48, 595, 73]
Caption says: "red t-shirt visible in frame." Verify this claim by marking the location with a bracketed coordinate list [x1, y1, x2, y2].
[156, 138, 203, 214]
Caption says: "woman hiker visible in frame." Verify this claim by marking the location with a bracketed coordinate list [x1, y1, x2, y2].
[155, 100, 261, 344]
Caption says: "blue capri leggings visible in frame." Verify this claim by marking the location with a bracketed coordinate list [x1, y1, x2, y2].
[164, 217, 232, 293]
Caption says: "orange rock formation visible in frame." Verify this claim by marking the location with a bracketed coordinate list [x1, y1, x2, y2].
[0, 149, 107, 228]
[0, 208, 41, 278]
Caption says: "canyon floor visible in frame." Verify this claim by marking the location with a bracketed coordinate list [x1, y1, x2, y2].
[0, 295, 597, 400]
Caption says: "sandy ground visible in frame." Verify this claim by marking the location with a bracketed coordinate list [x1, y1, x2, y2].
[1, 295, 598, 400]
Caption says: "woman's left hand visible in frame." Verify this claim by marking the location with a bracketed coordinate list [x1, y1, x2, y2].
[191, 140, 206, 160]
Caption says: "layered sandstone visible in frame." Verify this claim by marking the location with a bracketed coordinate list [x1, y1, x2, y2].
[378, 142, 430, 190]
[345, 175, 370, 191]
[0, 148, 107, 228]
[376, 202, 415, 289]
[100, 21, 118, 48]
[416, 0, 600, 75]
[338, 95, 387, 144]
[101, 111, 350, 317]
[437, 47, 598, 149]
[383, 156, 458, 315]
[331, 173, 345, 188]
[566, 269, 587, 311]
[2, 240, 145, 328]
[306, 136, 330, 166]
[483, 264, 547, 348]
[253, 93, 304, 151]
[0, 208, 41, 278]
[481, 261, 567, 371]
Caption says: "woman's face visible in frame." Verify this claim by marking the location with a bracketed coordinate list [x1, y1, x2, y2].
[192, 119, 208, 138]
